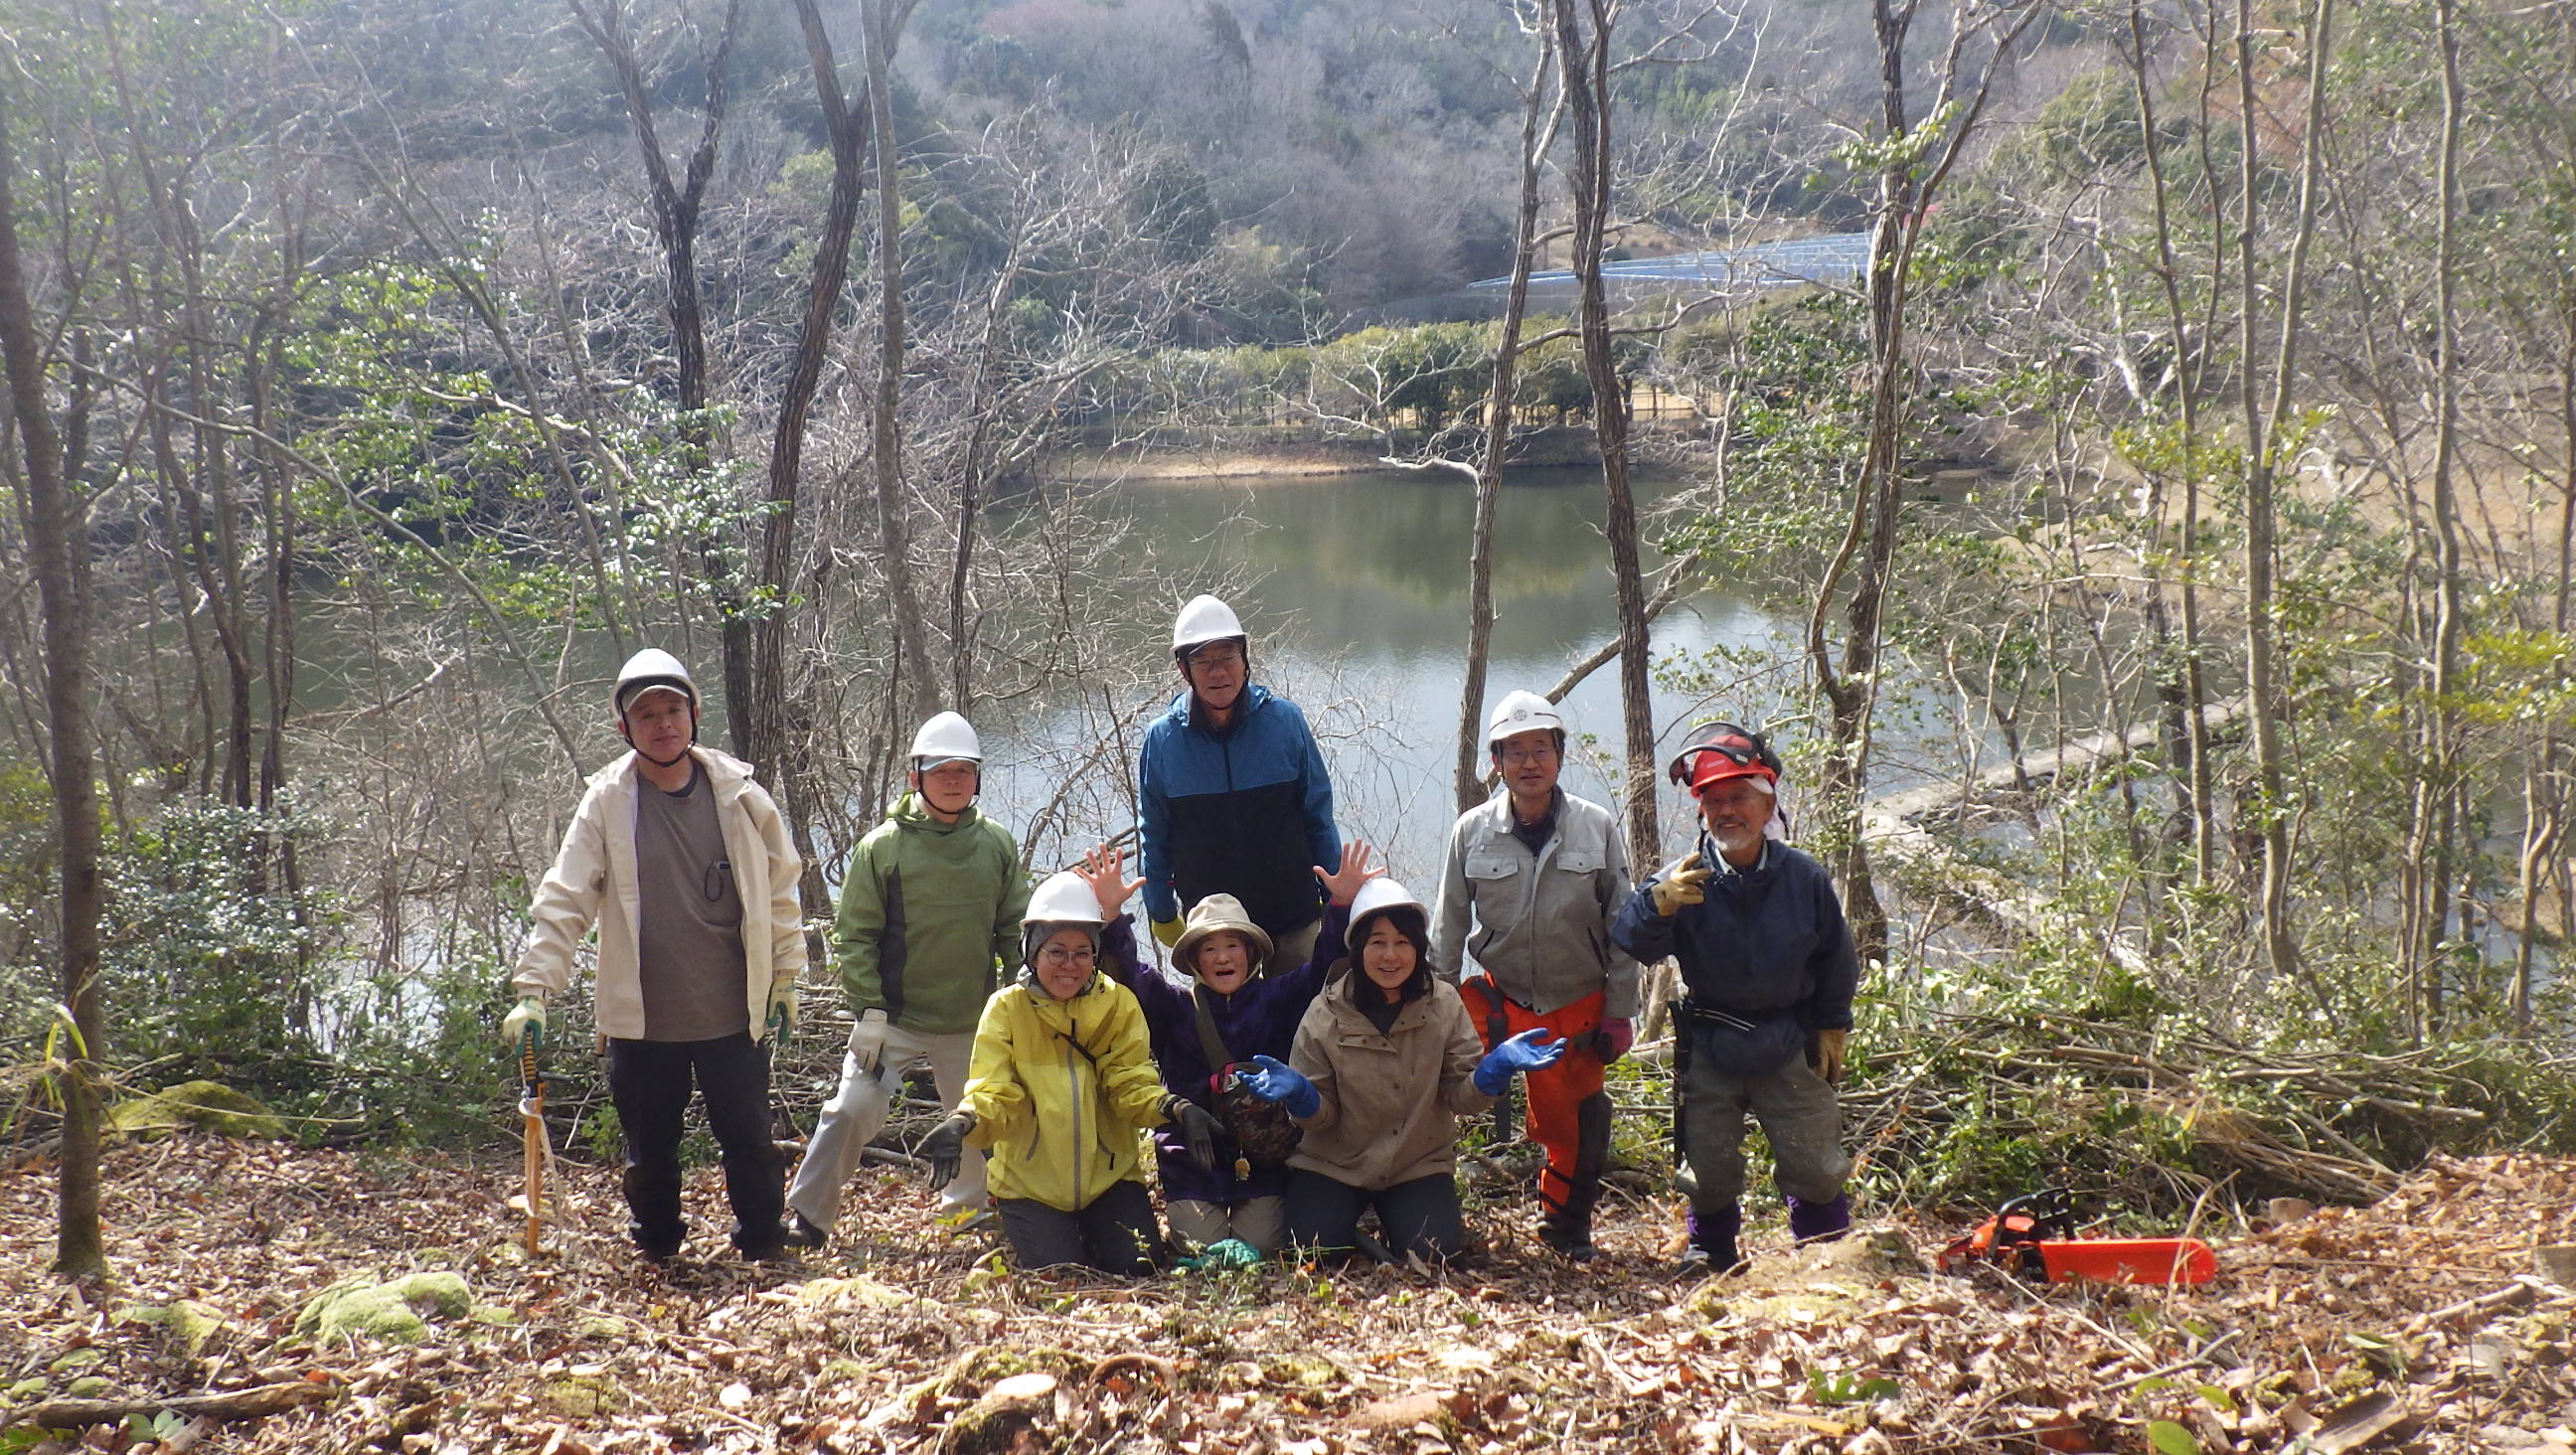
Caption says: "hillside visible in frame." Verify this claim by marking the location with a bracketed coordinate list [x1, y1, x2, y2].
[5, 1141, 2571, 1453]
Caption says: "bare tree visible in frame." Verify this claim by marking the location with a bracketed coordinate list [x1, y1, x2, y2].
[0, 96, 106, 1281]
[1808, 0, 2035, 964]
[572, 0, 753, 749]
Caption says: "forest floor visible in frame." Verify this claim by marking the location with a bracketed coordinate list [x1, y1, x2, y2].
[2, 1140, 2572, 1455]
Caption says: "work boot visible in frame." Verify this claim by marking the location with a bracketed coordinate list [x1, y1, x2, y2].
[780, 1211, 829, 1250]
[1538, 1203, 1597, 1262]
[1679, 1203, 1743, 1274]
[1786, 1192, 1851, 1244]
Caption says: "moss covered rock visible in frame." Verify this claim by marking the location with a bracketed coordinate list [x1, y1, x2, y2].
[293, 1272, 473, 1345]
[540, 1374, 622, 1417]
[116, 1299, 227, 1360]
[105, 1080, 284, 1141]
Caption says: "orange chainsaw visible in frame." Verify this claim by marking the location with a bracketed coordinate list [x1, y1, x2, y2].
[1937, 1190, 2216, 1286]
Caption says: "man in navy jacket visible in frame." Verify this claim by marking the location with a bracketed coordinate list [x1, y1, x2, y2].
[1138, 595, 1340, 975]
[1612, 721, 1856, 1273]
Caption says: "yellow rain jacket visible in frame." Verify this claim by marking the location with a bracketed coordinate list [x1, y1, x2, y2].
[960, 967, 1171, 1212]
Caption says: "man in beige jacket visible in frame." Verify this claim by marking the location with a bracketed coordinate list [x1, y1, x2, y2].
[502, 649, 805, 1261]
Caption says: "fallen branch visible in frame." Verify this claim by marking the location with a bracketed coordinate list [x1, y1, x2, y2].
[10, 1378, 334, 1429]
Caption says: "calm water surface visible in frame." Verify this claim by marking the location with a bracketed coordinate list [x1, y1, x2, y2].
[992, 467, 1803, 882]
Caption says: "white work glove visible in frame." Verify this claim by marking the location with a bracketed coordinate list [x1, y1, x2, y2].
[849, 1007, 889, 1073]
[500, 996, 547, 1051]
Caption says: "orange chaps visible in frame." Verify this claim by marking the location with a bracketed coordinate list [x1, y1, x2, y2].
[1469, 981, 1610, 1216]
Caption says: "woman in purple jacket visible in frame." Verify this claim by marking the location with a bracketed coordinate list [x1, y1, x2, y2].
[1085, 841, 1379, 1253]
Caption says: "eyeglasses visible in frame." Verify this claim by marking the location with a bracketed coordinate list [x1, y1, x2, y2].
[1186, 647, 1245, 670]
[1498, 744, 1557, 765]
[704, 860, 733, 901]
[1037, 944, 1097, 966]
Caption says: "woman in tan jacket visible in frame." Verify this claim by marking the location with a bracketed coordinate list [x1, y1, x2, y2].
[1236, 878, 1563, 1261]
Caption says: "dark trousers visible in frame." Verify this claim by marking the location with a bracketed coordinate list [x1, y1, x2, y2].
[995, 1179, 1159, 1275]
[1283, 1168, 1465, 1261]
[607, 1034, 784, 1255]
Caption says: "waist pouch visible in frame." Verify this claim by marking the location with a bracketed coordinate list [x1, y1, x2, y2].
[1192, 986, 1302, 1167]
[1682, 999, 1806, 1078]
[1206, 1066, 1304, 1166]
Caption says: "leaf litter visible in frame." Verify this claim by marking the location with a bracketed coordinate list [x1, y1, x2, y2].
[2, 1140, 2572, 1453]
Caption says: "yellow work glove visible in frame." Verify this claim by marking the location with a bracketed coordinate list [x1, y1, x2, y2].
[1649, 853, 1713, 917]
[1809, 1027, 1849, 1085]
[1151, 916, 1185, 949]
[764, 981, 798, 1043]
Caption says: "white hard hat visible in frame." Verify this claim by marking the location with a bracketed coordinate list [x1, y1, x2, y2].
[1345, 877, 1429, 955]
[612, 648, 698, 716]
[1024, 871, 1107, 930]
[1172, 594, 1247, 657]
[908, 711, 984, 769]
[1486, 690, 1564, 746]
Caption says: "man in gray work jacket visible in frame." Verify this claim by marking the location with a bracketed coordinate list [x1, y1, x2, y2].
[1432, 691, 1636, 1261]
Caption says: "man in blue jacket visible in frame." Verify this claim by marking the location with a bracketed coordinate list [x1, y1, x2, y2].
[1138, 594, 1340, 975]
[1611, 721, 1855, 1273]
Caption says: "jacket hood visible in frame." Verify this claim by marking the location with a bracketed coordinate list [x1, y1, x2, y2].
[889, 791, 985, 835]
[1013, 961, 1107, 1004]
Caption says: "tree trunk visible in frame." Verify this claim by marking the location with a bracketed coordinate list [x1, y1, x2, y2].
[864, 0, 935, 725]
[2126, 0, 2217, 886]
[574, 0, 750, 751]
[1455, 29, 1558, 814]
[757, 0, 874, 774]
[0, 98, 107, 1283]
[1551, 0, 1659, 866]
[2232, 0, 2337, 993]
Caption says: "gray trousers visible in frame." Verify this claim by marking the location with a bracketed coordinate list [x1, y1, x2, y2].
[1679, 1051, 1851, 1208]
[786, 1022, 984, 1230]
[1166, 1196, 1287, 1254]
[1265, 918, 1322, 978]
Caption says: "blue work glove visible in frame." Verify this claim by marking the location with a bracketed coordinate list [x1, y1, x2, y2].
[1238, 1054, 1321, 1119]
[1474, 1028, 1566, 1095]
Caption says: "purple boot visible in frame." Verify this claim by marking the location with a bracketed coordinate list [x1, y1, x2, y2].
[1683, 1203, 1744, 1272]
[1786, 1192, 1851, 1244]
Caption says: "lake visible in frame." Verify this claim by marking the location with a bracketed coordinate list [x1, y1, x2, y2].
[979, 466, 1808, 885]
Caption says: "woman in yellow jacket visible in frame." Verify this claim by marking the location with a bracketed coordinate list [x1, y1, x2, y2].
[920, 869, 1223, 1272]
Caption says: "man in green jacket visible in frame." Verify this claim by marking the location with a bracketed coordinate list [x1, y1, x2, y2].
[782, 713, 1030, 1246]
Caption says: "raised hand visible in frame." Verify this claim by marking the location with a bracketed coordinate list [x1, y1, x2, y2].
[1312, 840, 1386, 907]
[1079, 843, 1146, 919]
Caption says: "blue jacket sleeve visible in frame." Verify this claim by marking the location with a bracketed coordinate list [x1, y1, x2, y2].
[1137, 730, 1178, 925]
[1290, 705, 1340, 878]
[1609, 882, 1676, 965]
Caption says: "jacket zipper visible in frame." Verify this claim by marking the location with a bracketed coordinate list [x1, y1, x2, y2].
[1063, 1012, 1087, 1211]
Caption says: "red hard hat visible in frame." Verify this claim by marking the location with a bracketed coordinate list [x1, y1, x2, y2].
[1669, 721, 1781, 791]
